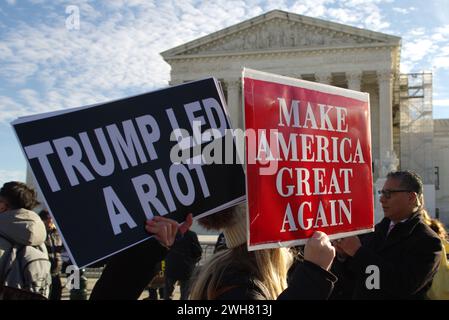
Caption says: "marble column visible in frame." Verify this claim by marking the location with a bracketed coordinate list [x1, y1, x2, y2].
[378, 71, 395, 176]
[346, 72, 362, 92]
[169, 79, 183, 86]
[226, 79, 242, 129]
[314, 72, 332, 85]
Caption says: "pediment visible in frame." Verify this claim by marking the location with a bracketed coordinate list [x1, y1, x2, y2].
[162, 10, 400, 58]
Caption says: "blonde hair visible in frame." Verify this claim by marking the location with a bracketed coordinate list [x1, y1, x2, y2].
[419, 208, 448, 241]
[189, 245, 293, 300]
[416, 193, 448, 240]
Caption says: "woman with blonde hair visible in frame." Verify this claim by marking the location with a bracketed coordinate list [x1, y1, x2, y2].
[189, 203, 337, 300]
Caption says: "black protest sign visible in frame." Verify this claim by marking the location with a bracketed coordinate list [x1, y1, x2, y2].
[12, 78, 246, 268]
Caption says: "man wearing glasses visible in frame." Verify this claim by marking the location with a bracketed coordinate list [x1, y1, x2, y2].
[331, 170, 442, 299]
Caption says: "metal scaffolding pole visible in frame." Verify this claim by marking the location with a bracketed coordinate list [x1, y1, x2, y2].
[398, 72, 434, 184]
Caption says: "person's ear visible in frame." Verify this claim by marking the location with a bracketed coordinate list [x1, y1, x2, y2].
[0, 199, 9, 213]
[409, 192, 419, 206]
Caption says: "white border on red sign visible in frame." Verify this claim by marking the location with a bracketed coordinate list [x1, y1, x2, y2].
[242, 67, 373, 251]
[248, 228, 375, 251]
[242, 68, 369, 103]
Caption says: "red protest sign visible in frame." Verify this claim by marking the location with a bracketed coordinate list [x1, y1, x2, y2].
[243, 68, 374, 250]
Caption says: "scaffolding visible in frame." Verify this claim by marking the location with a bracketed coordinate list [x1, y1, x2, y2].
[399, 73, 434, 184]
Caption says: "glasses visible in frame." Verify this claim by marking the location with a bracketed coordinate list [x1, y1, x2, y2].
[378, 189, 412, 199]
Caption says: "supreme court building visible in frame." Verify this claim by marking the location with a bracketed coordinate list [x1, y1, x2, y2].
[161, 10, 449, 224]
[24, 10, 449, 227]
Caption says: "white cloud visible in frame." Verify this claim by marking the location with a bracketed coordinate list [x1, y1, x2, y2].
[0, 170, 26, 187]
[0, 42, 14, 60]
[290, 0, 332, 18]
[408, 28, 425, 37]
[428, 25, 449, 43]
[430, 0, 449, 27]
[440, 45, 449, 55]
[432, 56, 449, 69]
[434, 99, 449, 106]
[400, 22, 449, 73]
[6, 0, 16, 5]
[400, 31, 444, 72]
[431, 33, 446, 42]
[402, 39, 437, 63]
[327, 8, 361, 24]
[0, 95, 31, 122]
[288, 0, 391, 31]
[0, 63, 39, 84]
[392, 7, 415, 14]
[435, 25, 449, 36]
[362, 8, 390, 31]
[0, 0, 394, 125]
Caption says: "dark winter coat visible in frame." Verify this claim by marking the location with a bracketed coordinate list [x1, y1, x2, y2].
[207, 260, 336, 300]
[89, 239, 168, 300]
[165, 230, 202, 281]
[332, 212, 442, 300]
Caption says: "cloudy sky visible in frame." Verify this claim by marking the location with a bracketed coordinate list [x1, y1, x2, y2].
[1, 0, 449, 185]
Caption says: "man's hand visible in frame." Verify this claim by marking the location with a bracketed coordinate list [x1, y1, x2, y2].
[304, 231, 336, 271]
[145, 213, 193, 248]
[333, 236, 362, 257]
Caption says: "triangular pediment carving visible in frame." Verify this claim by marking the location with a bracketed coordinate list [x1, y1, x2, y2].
[162, 10, 400, 58]
[184, 19, 382, 55]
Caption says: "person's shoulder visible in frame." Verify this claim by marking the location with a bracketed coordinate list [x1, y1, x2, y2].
[185, 230, 200, 243]
[415, 218, 439, 237]
[216, 269, 264, 300]
[219, 266, 253, 286]
[414, 220, 443, 249]
[186, 230, 198, 237]
[373, 218, 390, 234]
[6, 208, 42, 222]
[0, 208, 46, 243]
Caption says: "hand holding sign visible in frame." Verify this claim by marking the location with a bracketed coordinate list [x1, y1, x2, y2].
[333, 236, 361, 257]
[145, 213, 193, 248]
[304, 231, 336, 271]
[178, 213, 193, 235]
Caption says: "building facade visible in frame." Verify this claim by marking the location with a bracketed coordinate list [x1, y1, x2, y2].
[434, 119, 449, 224]
[161, 10, 402, 182]
[162, 9, 448, 225]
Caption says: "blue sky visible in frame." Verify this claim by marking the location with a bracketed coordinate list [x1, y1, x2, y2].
[1, 0, 449, 185]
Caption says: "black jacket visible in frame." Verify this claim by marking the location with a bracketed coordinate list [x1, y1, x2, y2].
[165, 230, 202, 281]
[209, 260, 336, 300]
[332, 212, 442, 300]
[278, 261, 337, 300]
[89, 239, 168, 300]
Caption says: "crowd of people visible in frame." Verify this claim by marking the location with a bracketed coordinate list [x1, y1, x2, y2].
[0, 170, 447, 300]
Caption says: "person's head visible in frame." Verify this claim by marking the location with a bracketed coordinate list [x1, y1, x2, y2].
[39, 209, 54, 230]
[0, 181, 39, 212]
[379, 171, 423, 222]
[197, 206, 237, 231]
[198, 203, 247, 249]
[189, 244, 292, 300]
[190, 203, 293, 300]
